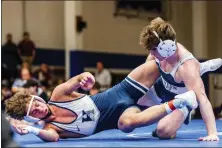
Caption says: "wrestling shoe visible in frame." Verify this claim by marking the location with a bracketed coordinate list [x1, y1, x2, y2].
[174, 90, 198, 110]
[184, 107, 193, 125]
[200, 58, 222, 75]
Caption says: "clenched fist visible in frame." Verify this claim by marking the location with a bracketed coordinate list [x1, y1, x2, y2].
[79, 72, 95, 91]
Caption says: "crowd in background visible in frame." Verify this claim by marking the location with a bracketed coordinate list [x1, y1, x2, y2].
[2, 32, 113, 112]
[2, 32, 60, 111]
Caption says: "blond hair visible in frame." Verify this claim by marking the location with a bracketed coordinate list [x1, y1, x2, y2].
[5, 92, 31, 119]
[139, 17, 176, 50]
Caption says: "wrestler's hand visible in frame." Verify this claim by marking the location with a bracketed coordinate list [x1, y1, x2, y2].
[80, 72, 95, 91]
[198, 134, 219, 141]
[11, 124, 29, 135]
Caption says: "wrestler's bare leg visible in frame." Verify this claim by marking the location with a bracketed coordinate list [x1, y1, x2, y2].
[127, 60, 160, 89]
[118, 91, 197, 133]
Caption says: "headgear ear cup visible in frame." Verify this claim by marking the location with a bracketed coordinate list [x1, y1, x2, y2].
[152, 31, 177, 58]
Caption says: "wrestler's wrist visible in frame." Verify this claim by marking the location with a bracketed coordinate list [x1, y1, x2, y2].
[23, 126, 40, 135]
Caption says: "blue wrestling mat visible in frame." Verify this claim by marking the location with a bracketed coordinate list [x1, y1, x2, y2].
[14, 120, 222, 147]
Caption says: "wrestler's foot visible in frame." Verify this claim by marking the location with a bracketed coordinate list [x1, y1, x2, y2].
[164, 91, 198, 114]
[184, 107, 193, 125]
[200, 58, 222, 75]
[174, 90, 198, 110]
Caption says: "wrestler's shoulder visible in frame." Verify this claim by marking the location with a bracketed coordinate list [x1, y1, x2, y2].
[50, 91, 86, 102]
[178, 60, 199, 77]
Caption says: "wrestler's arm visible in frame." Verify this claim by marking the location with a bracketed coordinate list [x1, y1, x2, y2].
[11, 123, 59, 142]
[53, 72, 95, 97]
[128, 60, 160, 89]
[37, 127, 59, 142]
[178, 60, 218, 137]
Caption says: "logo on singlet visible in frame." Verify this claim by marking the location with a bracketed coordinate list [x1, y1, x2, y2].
[76, 125, 80, 131]
[82, 109, 95, 123]
[162, 77, 177, 91]
[161, 77, 188, 94]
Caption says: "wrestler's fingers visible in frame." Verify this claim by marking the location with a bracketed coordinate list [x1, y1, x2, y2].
[12, 126, 23, 135]
[215, 137, 220, 141]
[87, 75, 94, 81]
[83, 76, 88, 82]
[212, 136, 219, 141]
[81, 79, 86, 84]
[79, 82, 84, 86]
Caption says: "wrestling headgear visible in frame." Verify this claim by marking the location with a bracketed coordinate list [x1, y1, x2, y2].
[24, 95, 46, 123]
[152, 31, 177, 58]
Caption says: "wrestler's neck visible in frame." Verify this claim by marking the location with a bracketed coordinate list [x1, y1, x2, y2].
[43, 104, 56, 122]
[164, 47, 180, 65]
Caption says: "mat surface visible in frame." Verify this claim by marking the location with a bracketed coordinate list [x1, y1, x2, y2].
[14, 119, 222, 147]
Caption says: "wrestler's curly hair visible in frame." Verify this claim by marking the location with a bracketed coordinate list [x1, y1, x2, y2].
[139, 17, 176, 51]
[4, 91, 32, 119]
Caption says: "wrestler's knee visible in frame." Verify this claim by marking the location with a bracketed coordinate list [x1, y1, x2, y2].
[155, 123, 176, 139]
[118, 114, 136, 133]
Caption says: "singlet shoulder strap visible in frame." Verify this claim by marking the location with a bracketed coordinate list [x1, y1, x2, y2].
[171, 54, 195, 77]
[155, 58, 160, 63]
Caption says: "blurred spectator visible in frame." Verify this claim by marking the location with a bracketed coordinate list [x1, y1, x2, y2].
[2, 80, 12, 111]
[23, 79, 49, 103]
[95, 61, 112, 91]
[21, 61, 31, 70]
[89, 82, 101, 95]
[11, 68, 39, 93]
[18, 32, 36, 67]
[2, 33, 21, 82]
[33, 63, 52, 89]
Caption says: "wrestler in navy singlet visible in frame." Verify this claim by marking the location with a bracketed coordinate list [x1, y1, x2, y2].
[153, 54, 195, 103]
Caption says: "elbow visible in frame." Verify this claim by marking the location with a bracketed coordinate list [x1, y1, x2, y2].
[53, 137, 59, 142]
[52, 134, 60, 142]
[43, 136, 59, 142]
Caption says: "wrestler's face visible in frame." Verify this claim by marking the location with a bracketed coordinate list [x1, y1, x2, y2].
[26, 99, 49, 119]
[96, 62, 104, 72]
[150, 49, 165, 61]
